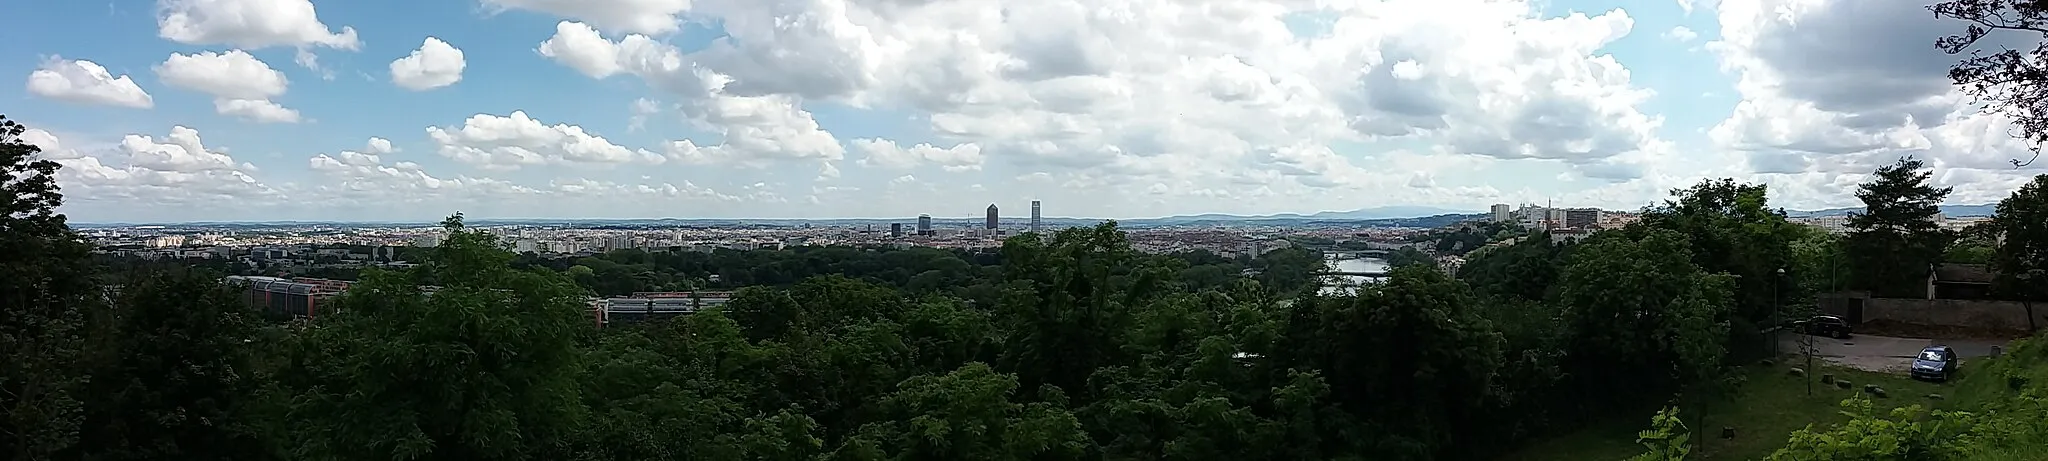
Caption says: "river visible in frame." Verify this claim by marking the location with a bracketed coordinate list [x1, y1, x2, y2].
[1320, 257, 1389, 295]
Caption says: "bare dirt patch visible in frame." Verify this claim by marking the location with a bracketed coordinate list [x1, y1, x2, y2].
[1819, 355, 1911, 374]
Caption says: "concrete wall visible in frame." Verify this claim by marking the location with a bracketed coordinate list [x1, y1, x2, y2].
[1862, 298, 2047, 332]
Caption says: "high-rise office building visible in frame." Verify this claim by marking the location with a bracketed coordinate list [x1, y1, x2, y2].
[1030, 200, 1042, 232]
[890, 223, 902, 237]
[917, 214, 933, 236]
[1491, 204, 1511, 223]
[986, 204, 999, 229]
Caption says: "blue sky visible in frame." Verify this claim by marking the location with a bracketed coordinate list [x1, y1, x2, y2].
[4, 0, 2041, 222]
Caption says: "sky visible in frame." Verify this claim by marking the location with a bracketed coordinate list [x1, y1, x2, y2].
[4, 0, 2045, 223]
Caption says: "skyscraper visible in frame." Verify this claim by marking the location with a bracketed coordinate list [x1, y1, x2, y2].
[986, 204, 999, 229]
[1030, 200, 1042, 232]
[890, 223, 902, 237]
[917, 214, 932, 236]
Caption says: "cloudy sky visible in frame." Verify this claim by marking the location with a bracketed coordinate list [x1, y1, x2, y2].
[5, 0, 2044, 223]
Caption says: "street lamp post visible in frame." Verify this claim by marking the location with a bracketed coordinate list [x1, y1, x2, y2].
[1774, 267, 1786, 356]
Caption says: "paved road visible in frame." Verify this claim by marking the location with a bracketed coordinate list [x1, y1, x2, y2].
[1773, 331, 2008, 358]
[1775, 332, 1930, 358]
[1772, 331, 2009, 374]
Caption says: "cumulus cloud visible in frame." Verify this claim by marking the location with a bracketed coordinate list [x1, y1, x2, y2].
[1709, 0, 2045, 206]
[307, 145, 755, 214]
[157, 0, 359, 50]
[390, 37, 467, 91]
[534, 0, 1670, 199]
[853, 139, 984, 171]
[155, 50, 303, 123]
[425, 111, 646, 170]
[482, 0, 694, 35]
[25, 58, 154, 108]
[31, 127, 282, 217]
[214, 98, 303, 123]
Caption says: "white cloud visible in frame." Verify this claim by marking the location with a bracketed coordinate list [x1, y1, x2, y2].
[154, 50, 303, 123]
[390, 37, 467, 91]
[1709, 0, 2045, 207]
[157, 0, 360, 50]
[365, 137, 396, 154]
[627, 98, 661, 131]
[535, 0, 1669, 200]
[155, 50, 287, 100]
[33, 127, 283, 217]
[25, 58, 154, 109]
[854, 138, 983, 171]
[20, 128, 85, 160]
[424, 111, 646, 169]
[214, 98, 303, 123]
[307, 147, 753, 213]
[1666, 26, 1698, 42]
[482, 0, 695, 35]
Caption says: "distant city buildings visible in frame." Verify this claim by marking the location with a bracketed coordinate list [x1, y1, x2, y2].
[1494, 204, 1638, 233]
[224, 276, 350, 319]
[1597, 212, 1642, 229]
[1563, 208, 1599, 229]
[1788, 212, 1965, 235]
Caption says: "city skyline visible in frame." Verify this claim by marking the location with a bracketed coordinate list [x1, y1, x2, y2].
[7, 0, 2046, 223]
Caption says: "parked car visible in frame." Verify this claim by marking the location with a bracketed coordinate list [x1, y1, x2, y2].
[1912, 345, 1959, 382]
[1790, 315, 1853, 339]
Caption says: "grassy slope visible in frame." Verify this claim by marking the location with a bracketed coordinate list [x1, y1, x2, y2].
[1504, 360, 1955, 461]
[1950, 335, 2048, 461]
[1510, 334, 2048, 461]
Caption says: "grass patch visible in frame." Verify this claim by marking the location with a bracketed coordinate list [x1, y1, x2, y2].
[1504, 358, 1960, 461]
[1948, 336, 2048, 410]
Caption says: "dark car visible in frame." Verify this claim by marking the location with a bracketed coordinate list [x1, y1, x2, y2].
[1912, 346, 1959, 382]
[1791, 315, 1853, 339]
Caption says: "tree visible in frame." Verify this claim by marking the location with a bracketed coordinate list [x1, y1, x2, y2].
[0, 115, 100, 459]
[833, 362, 1089, 460]
[1384, 247, 1438, 270]
[1931, 0, 2048, 167]
[274, 213, 590, 460]
[1843, 157, 1954, 298]
[1990, 174, 2048, 316]
[1554, 230, 1734, 411]
[74, 267, 269, 461]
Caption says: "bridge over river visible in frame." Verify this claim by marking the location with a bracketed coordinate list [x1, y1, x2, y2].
[1313, 270, 1389, 277]
[1320, 249, 1390, 259]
